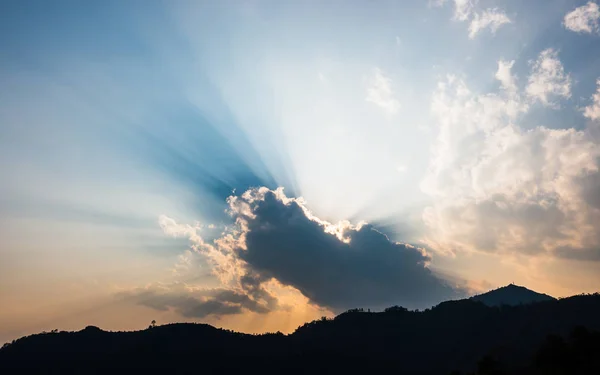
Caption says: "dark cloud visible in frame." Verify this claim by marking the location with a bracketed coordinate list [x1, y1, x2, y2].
[119, 285, 274, 318]
[128, 187, 465, 319]
[231, 189, 464, 311]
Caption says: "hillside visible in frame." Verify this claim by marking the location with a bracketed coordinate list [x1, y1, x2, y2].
[471, 284, 556, 307]
[1, 293, 600, 374]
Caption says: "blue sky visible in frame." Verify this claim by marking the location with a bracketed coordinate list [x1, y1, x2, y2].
[2, 0, 600, 343]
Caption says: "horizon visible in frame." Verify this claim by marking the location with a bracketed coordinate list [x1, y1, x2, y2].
[5, 292, 600, 374]
[2, 0, 600, 346]
[5, 282, 587, 342]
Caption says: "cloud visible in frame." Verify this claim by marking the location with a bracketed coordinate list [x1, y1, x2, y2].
[434, 0, 510, 38]
[158, 214, 246, 286]
[496, 60, 518, 92]
[366, 68, 400, 115]
[453, 0, 476, 21]
[118, 283, 274, 318]
[526, 49, 571, 107]
[584, 79, 600, 121]
[225, 187, 462, 311]
[422, 63, 600, 261]
[130, 215, 280, 319]
[563, 1, 600, 34]
[468, 8, 511, 39]
[127, 187, 463, 318]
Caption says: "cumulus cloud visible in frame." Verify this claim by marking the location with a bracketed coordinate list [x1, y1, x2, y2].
[422, 61, 600, 261]
[226, 187, 462, 311]
[133, 187, 463, 317]
[526, 49, 572, 107]
[564, 1, 600, 34]
[468, 8, 511, 39]
[584, 79, 600, 121]
[366, 68, 400, 115]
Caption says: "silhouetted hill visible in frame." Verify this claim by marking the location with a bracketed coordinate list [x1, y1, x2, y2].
[2, 293, 600, 374]
[471, 284, 556, 307]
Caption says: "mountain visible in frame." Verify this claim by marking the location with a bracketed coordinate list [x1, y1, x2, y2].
[471, 284, 556, 307]
[1, 292, 600, 375]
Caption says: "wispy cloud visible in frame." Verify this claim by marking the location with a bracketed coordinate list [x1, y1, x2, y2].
[433, 0, 510, 38]
[118, 282, 275, 318]
[453, 0, 476, 21]
[526, 49, 571, 107]
[468, 8, 511, 39]
[564, 1, 600, 34]
[366, 68, 400, 115]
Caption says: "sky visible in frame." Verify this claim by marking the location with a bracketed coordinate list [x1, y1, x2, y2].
[1, 0, 600, 343]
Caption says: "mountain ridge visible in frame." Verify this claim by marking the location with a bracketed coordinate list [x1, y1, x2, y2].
[2, 290, 600, 374]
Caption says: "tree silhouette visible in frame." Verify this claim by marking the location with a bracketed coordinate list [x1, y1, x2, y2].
[3, 294, 600, 374]
[477, 355, 503, 375]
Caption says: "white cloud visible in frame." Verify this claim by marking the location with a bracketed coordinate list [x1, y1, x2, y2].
[495, 60, 517, 92]
[564, 1, 600, 34]
[434, 0, 510, 38]
[422, 69, 600, 261]
[468, 8, 511, 39]
[159, 215, 203, 244]
[159, 214, 245, 286]
[525, 49, 572, 107]
[366, 68, 400, 114]
[453, 0, 477, 21]
[584, 79, 600, 120]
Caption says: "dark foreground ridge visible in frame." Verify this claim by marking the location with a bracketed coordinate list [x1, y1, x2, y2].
[2, 287, 600, 375]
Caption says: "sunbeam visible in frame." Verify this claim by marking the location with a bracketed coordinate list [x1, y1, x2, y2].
[2, 0, 600, 346]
